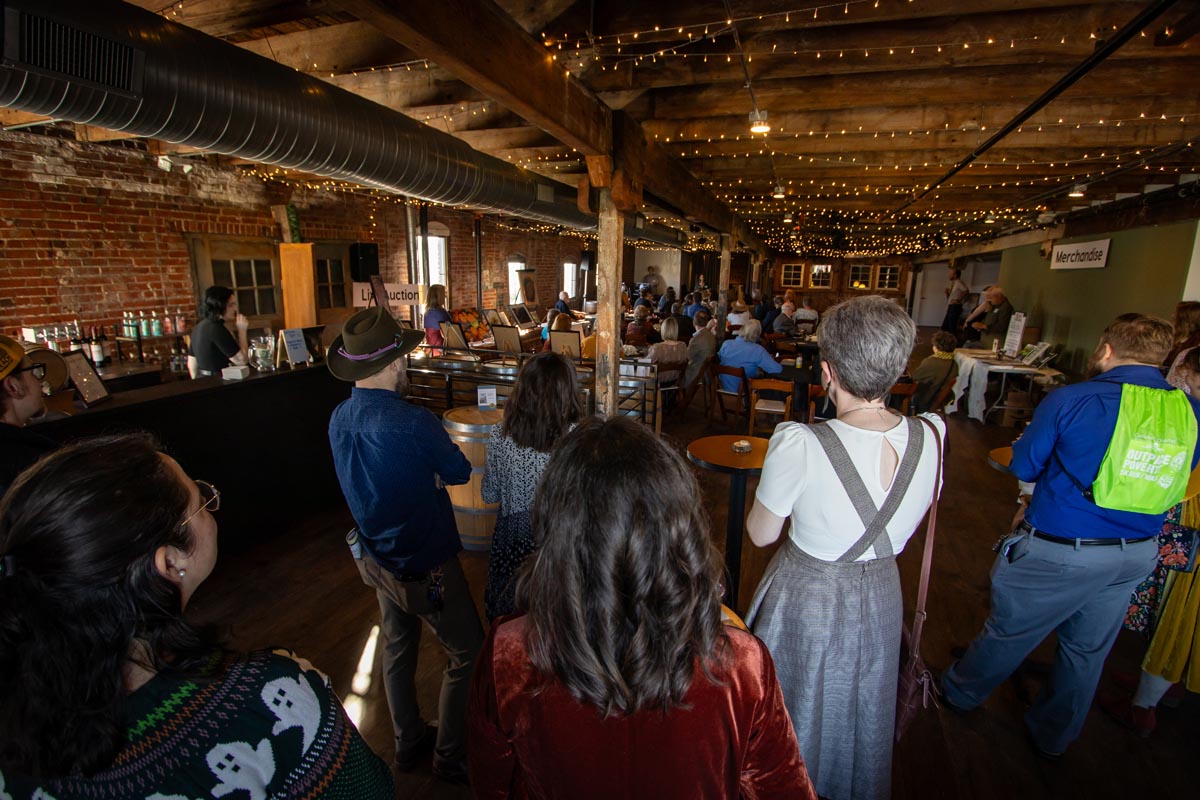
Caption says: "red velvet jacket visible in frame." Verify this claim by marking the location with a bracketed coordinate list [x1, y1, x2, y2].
[468, 616, 815, 799]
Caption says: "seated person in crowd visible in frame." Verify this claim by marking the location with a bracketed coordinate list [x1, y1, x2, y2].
[422, 284, 452, 348]
[620, 284, 633, 313]
[970, 286, 1013, 349]
[683, 293, 704, 318]
[719, 319, 783, 391]
[753, 291, 772, 322]
[796, 296, 819, 326]
[685, 310, 717, 387]
[541, 309, 560, 341]
[467, 416, 816, 799]
[623, 306, 660, 348]
[911, 331, 959, 413]
[0, 335, 55, 497]
[960, 285, 994, 342]
[542, 313, 575, 352]
[0, 435, 394, 798]
[657, 287, 677, 315]
[633, 288, 655, 311]
[670, 302, 696, 342]
[727, 301, 752, 328]
[773, 302, 798, 336]
[189, 285, 249, 376]
[553, 291, 585, 320]
[762, 296, 784, 334]
[647, 318, 689, 384]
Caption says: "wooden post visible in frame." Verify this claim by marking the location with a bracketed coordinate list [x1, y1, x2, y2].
[716, 235, 732, 333]
[595, 189, 624, 417]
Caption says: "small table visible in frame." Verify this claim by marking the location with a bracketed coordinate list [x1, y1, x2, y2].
[987, 446, 1013, 474]
[687, 435, 770, 609]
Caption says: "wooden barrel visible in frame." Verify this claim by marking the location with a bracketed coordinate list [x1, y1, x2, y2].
[443, 406, 503, 551]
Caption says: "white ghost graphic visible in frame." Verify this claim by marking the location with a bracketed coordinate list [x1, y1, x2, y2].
[206, 739, 275, 800]
[260, 675, 321, 754]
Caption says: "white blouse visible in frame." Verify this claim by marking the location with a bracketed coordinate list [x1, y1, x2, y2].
[755, 414, 945, 561]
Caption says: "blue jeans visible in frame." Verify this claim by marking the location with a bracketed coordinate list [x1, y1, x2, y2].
[942, 529, 1157, 754]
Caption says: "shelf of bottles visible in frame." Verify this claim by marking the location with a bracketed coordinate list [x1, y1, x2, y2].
[25, 309, 192, 376]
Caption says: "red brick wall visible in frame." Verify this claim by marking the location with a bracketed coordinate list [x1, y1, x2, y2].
[0, 130, 589, 335]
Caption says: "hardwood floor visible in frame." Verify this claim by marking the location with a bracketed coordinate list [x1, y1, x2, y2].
[188, 336, 1194, 799]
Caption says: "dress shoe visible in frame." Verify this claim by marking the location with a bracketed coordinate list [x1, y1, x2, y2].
[1098, 691, 1156, 737]
[395, 723, 437, 772]
[1109, 669, 1183, 709]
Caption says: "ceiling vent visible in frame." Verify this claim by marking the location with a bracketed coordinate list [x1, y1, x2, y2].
[2, 4, 143, 97]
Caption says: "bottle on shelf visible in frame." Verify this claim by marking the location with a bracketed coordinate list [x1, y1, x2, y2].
[89, 326, 105, 367]
[121, 312, 132, 338]
[151, 310, 163, 337]
[175, 308, 187, 335]
[138, 310, 149, 338]
[99, 325, 113, 362]
[46, 328, 60, 353]
[69, 322, 83, 354]
[163, 308, 174, 335]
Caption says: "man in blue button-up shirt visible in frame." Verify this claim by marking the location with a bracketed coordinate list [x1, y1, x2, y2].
[943, 315, 1200, 757]
[327, 307, 482, 784]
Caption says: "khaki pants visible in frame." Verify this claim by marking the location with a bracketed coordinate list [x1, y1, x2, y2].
[356, 554, 483, 769]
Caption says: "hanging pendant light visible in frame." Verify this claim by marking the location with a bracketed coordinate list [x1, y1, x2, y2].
[749, 109, 771, 134]
[772, 184, 785, 199]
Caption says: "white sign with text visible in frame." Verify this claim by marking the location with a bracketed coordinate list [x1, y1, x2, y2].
[1050, 239, 1111, 270]
[352, 282, 423, 307]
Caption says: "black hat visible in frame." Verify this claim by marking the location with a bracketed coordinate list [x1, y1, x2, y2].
[327, 307, 425, 382]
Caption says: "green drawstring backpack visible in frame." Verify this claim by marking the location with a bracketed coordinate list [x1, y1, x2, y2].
[1059, 384, 1196, 515]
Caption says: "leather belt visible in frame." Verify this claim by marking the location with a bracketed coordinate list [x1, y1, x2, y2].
[1018, 520, 1153, 547]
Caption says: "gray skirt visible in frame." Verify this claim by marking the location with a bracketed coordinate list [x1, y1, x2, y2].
[746, 540, 902, 800]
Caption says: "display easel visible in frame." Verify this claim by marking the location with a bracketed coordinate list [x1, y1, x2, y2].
[276, 328, 312, 368]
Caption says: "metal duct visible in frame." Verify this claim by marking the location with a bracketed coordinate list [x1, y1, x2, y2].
[0, 0, 611, 230]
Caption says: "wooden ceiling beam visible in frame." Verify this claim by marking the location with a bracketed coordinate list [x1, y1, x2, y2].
[235, 20, 416, 73]
[124, 0, 348, 41]
[330, 0, 612, 155]
[645, 59, 1200, 118]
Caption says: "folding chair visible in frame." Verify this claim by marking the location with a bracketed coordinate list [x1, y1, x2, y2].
[749, 378, 794, 436]
[679, 355, 714, 415]
[887, 382, 917, 415]
[654, 359, 690, 433]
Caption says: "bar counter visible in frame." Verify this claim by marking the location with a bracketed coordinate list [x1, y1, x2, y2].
[34, 365, 351, 543]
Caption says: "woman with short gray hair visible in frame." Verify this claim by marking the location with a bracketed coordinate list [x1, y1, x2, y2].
[744, 295, 945, 800]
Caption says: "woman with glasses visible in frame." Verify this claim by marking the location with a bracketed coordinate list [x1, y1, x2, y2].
[0, 434, 394, 798]
[0, 334, 54, 497]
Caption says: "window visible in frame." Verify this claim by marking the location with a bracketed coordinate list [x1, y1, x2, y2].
[417, 235, 448, 288]
[212, 257, 277, 315]
[849, 265, 873, 290]
[809, 264, 833, 289]
[877, 265, 901, 291]
[507, 255, 527, 304]
[315, 257, 346, 309]
[562, 262, 578, 298]
[781, 263, 804, 287]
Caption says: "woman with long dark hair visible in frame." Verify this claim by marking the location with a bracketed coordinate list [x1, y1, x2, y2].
[469, 416, 815, 797]
[0, 435, 392, 798]
[481, 352, 582, 620]
[189, 285, 249, 376]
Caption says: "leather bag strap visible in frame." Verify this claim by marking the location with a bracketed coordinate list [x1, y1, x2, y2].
[908, 416, 944, 660]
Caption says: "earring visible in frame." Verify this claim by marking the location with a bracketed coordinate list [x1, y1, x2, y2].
[178, 569, 186, 578]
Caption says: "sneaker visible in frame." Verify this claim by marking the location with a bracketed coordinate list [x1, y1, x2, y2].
[432, 760, 470, 786]
[1098, 691, 1156, 737]
[395, 723, 437, 772]
[1110, 669, 1184, 709]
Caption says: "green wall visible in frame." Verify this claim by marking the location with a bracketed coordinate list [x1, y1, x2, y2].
[999, 219, 1198, 375]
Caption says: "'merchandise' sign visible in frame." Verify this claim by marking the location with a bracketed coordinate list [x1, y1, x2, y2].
[1050, 239, 1110, 270]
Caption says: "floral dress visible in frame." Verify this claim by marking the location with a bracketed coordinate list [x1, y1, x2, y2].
[1124, 502, 1198, 635]
[481, 425, 554, 620]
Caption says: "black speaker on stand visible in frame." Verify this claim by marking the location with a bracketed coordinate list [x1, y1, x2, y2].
[349, 243, 380, 282]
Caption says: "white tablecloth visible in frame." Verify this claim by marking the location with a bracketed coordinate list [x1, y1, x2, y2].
[947, 349, 1062, 422]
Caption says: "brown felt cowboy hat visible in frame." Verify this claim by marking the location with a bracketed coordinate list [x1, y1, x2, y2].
[327, 306, 425, 382]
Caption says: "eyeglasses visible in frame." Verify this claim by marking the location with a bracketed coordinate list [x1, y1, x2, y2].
[13, 363, 46, 381]
[180, 480, 220, 529]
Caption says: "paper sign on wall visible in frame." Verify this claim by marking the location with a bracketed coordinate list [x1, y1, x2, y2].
[1050, 239, 1111, 270]
[352, 282, 423, 307]
[278, 328, 311, 365]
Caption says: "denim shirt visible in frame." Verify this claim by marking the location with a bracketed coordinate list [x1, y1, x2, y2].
[328, 388, 471, 574]
[1013, 364, 1200, 540]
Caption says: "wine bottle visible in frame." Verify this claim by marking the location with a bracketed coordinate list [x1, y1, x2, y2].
[138, 310, 149, 338]
[99, 325, 112, 362]
[89, 326, 105, 366]
[70, 322, 83, 353]
[163, 308, 174, 335]
[151, 310, 163, 337]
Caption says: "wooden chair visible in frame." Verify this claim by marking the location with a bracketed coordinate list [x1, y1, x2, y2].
[749, 378, 794, 436]
[807, 383, 833, 423]
[712, 364, 750, 424]
[653, 359, 690, 433]
[679, 355, 714, 414]
[887, 382, 917, 415]
[760, 332, 785, 356]
[928, 377, 956, 415]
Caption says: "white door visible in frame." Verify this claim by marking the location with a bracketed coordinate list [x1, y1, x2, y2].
[914, 262, 950, 327]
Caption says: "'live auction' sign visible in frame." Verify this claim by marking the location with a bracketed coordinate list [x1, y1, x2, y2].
[1050, 239, 1110, 270]
[352, 282, 423, 307]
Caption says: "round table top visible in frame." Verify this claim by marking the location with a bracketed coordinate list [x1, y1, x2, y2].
[987, 446, 1013, 474]
[687, 435, 770, 475]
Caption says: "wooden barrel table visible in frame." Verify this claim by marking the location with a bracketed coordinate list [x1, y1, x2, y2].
[443, 406, 503, 551]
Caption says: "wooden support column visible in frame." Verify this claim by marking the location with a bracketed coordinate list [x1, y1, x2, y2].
[595, 189, 624, 418]
[716, 235, 732, 332]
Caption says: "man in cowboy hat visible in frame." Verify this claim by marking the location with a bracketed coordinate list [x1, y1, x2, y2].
[327, 307, 483, 785]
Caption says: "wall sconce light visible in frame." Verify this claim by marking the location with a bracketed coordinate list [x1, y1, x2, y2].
[772, 184, 785, 199]
[156, 155, 172, 172]
[749, 109, 770, 134]
[1069, 184, 1086, 197]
